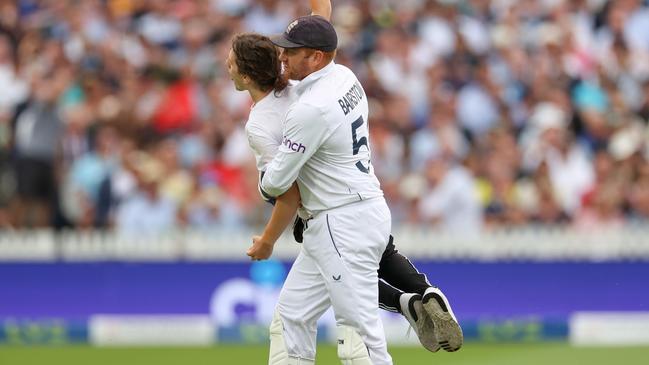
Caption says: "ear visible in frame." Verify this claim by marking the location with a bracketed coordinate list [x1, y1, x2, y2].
[312, 50, 325, 66]
[242, 74, 251, 85]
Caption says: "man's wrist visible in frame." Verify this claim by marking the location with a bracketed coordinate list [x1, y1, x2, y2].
[259, 234, 277, 246]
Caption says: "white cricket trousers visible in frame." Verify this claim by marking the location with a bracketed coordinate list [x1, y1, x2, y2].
[275, 197, 392, 365]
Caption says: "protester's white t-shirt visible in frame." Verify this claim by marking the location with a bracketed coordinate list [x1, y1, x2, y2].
[244, 86, 295, 172]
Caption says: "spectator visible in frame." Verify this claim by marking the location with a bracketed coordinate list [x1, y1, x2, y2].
[60, 124, 118, 228]
[410, 101, 469, 171]
[0, 34, 28, 115]
[12, 70, 67, 227]
[574, 179, 626, 231]
[455, 59, 501, 138]
[529, 162, 571, 225]
[417, 157, 482, 234]
[628, 159, 649, 223]
[115, 153, 178, 236]
[156, 138, 194, 204]
[0, 0, 647, 232]
[178, 177, 223, 229]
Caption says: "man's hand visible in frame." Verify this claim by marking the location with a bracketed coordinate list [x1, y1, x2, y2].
[247, 235, 275, 260]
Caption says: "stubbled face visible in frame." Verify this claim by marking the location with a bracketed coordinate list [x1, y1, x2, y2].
[226, 49, 246, 91]
[279, 47, 314, 81]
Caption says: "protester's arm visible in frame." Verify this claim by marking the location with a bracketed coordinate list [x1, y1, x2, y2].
[247, 182, 300, 260]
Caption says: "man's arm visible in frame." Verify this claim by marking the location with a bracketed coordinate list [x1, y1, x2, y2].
[260, 103, 327, 197]
[247, 182, 300, 260]
[310, 0, 331, 20]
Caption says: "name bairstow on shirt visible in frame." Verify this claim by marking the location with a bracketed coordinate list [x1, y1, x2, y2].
[338, 81, 365, 116]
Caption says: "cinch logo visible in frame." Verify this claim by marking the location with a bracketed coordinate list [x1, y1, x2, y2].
[283, 136, 306, 153]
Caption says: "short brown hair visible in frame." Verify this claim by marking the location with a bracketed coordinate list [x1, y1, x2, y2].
[231, 33, 287, 92]
[300, 48, 336, 63]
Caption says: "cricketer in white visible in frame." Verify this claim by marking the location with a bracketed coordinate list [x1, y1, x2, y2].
[259, 64, 383, 215]
[258, 40, 393, 365]
[233, 4, 464, 363]
[233, 3, 461, 365]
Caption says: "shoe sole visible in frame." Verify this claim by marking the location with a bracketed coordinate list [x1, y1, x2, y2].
[422, 290, 463, 352]
[411, 299, 440, 353]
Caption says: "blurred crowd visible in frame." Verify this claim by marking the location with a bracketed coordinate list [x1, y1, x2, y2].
[1, 0, 649, 235]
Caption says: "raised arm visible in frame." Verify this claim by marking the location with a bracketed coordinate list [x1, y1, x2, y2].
[310, 0, 331, 21]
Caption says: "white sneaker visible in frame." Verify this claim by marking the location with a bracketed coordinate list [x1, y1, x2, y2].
[399, 293, 440, 353]
[421, 287, 463, 352]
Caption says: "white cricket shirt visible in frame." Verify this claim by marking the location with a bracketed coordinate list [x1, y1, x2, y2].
[245, 86, 295, 172]
[260, 62, 383, 215]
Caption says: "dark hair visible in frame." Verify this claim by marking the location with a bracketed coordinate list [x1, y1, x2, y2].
[231, 33, 288, 92]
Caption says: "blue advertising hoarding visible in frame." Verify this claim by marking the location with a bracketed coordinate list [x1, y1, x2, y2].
[1, 261, 648, 344]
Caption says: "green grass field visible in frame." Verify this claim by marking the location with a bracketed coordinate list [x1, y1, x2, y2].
[2, 343, 649, 365]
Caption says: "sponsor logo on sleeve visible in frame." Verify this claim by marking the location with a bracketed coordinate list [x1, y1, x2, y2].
[282, 136, 306, 153]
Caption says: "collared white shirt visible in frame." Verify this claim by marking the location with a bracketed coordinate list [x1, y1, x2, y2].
[260, 62, 383, 215]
